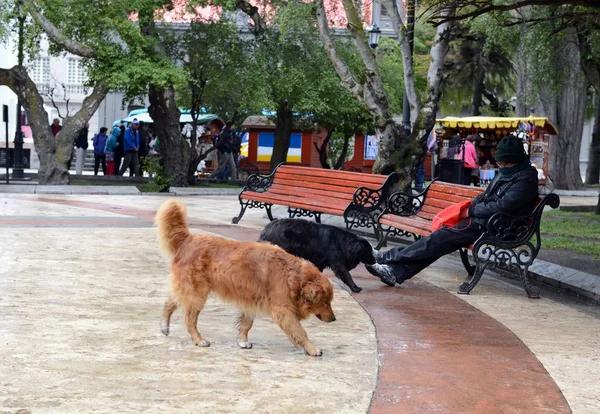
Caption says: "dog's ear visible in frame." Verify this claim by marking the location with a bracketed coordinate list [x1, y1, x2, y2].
[301, 283, 321, 303]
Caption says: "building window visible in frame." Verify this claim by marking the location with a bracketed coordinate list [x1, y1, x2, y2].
[29, 57, 50, 83]
[67, 58, 87, 84]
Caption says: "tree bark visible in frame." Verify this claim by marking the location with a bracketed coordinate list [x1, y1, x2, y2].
[471, 69, 485, 115]
[586, 93, 600, 185]
[270, 102, 293, 171]
[148, 85, 188, 187]
[540, 30, 586, 190]
[314, 130, 332, 169]
[333, 135, 351, 170]
[0, 66, 107, 184]
[515, 26, 533, 116]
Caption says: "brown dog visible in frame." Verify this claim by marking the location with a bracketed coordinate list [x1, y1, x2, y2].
[156, 200, 336, 356]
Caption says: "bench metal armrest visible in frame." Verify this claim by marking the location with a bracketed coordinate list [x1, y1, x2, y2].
[472, 193, 560, 267]
[381, 179, 435, 218]
[483, 193, 560, 245]
[351, 172, 399, 212]
[242, 163, 283, 193]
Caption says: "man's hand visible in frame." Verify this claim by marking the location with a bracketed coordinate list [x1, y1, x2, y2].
[460, 208, 469, 220]
[134, 147, 138, 152]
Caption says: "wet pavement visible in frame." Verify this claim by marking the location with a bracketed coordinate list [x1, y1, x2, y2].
[0, 194, 599, 413]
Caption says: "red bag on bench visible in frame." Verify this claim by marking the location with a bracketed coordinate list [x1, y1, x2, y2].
[431, 200, 472, 232]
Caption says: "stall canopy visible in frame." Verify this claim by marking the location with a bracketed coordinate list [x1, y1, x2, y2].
[116, 109, 218, 126]
[437, 116, 559, 135]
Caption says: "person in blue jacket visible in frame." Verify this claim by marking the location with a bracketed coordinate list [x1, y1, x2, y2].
[119, 118, 141, 176]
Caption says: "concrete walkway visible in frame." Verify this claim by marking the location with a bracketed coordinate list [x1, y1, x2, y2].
[0, 194, 598, 413]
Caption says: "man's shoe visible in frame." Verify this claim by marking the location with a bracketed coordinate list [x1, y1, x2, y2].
[371, 247, 386, 263]
[365, 264, 397, 286]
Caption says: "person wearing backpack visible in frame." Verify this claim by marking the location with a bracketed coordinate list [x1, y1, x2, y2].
[104, 126, 121, 175]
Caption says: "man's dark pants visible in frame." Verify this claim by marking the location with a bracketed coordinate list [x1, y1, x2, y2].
[119, 150, 139, 176]
[379, 219, 485, 280]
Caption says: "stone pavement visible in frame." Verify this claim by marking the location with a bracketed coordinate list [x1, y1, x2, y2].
[0, 194, 598, 413]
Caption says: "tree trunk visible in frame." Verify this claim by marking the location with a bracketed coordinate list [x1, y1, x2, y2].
[541, 31, 587, 191]
[314, 130, 332, 169]
[270, 102, 293, 171]
[0, 66, 107, 184]
[471, 69, 485, 116]
[148, 85, 188, 187]
[586, 93, 600, 185]
[515, 24, 532, 117]
[333, 135, 351, 170]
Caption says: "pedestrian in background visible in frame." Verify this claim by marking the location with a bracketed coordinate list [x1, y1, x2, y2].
[104, 126, 121, 176]
[75, 122, 89, 175]
[119, 118, 140, 176]
[92, 127, 108, 175]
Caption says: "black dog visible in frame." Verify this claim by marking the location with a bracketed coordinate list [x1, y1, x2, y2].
[258, 219, 376, 293]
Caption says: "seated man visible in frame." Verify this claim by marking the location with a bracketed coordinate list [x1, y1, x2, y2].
[368, 135, 539, 286]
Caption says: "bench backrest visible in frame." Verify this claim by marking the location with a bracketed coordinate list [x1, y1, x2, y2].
[271, 165, 390, 201]
[418, 181, 484, 221]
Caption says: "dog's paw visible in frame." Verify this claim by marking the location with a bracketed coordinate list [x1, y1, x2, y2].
[305, 348, 323, 357]
[237, 341, 253, 349]
[195, 339, 211, 347]
[350, 285, 363, 293]
[160, 323, 170, 336]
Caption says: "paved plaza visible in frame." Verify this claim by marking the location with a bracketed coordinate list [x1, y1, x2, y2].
[0, 194, 599, 413]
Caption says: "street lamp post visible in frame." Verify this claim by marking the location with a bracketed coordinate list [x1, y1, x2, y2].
[12, 3, 26, 180]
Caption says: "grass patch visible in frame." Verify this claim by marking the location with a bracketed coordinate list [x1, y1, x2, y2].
[540, 211, 600, 259]
[542, 237, 600, 260]
[541, 211, 600, 240]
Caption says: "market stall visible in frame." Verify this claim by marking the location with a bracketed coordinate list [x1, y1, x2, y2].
[435, 116, 559, 189]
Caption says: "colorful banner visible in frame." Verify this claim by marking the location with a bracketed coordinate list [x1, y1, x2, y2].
[257, 132, 302, 163]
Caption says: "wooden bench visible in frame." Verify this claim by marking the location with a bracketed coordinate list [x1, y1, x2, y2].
[232, 164, 399, 238]
[376, 179, 561, 298]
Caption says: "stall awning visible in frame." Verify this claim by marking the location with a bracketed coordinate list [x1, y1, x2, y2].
[437, 116, 559, 135]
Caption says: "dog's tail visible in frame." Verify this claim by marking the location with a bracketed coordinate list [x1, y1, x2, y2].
[155, 200, 191, 257]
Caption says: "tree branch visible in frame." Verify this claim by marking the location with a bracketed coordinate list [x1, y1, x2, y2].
[382, 0, 420, 121]
[235, 0, 268, 38]
[339, 0, 389, 120]
[315, 0, 366, 103]
[427, 0, 600, 27]
[22, 0, 95, 58]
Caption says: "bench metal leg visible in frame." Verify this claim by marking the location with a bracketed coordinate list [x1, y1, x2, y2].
[288, 207, 320, 223]
[458, 261, 486, 295]
[518, 266, 540, 299]
[459, 248, 476, 277]
[232, 200, 273, 224]
[265, 204, 274, 222]
[232, 201, 248, 224]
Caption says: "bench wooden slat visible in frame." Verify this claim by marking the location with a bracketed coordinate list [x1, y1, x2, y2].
[279, 165, 388, 184]
[268, 184, 354, 201]
[380, 215, 431, 237]
[272, 177, 359, 195]
[241, 191, 348, 213]
[274, 171, 384, 189]
[429, 183, 484, 198]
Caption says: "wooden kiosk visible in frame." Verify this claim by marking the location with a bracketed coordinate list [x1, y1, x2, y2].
[435, 116, 559, 188]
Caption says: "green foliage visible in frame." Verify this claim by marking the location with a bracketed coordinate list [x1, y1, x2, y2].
[440, 17, 516, 116]
[140, 156, 171, 192]
[376, 37, 404, 115]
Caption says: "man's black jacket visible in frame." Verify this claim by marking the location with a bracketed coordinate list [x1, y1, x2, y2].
[468, 165, 539, 226]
